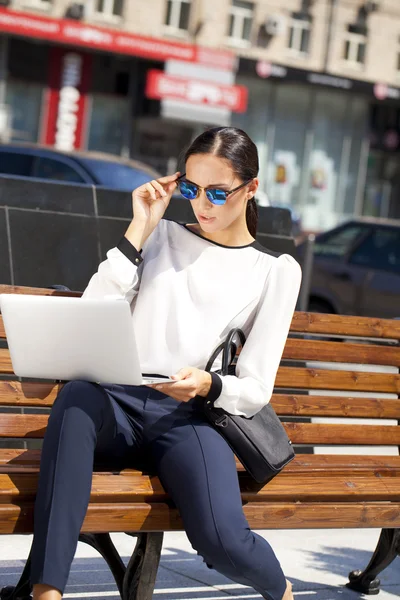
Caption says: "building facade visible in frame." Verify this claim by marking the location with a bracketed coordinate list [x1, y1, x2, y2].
[1, 0, 400, 231]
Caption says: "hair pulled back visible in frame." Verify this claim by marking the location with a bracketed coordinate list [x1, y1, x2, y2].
[184, 127, 259, 237]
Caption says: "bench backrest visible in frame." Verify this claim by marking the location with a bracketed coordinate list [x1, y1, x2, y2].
[0, 284, 399, 459]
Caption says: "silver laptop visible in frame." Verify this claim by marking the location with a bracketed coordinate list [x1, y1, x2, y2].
[0, 294, 173, 386]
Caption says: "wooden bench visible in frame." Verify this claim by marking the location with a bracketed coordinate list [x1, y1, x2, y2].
[0, 283, 399, 600]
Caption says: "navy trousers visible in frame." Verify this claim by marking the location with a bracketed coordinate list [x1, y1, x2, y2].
[30, 380, 287, 600]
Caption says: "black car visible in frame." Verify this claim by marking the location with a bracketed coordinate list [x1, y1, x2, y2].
[0, 143, 160, 190]
[296, 217, 400, 319]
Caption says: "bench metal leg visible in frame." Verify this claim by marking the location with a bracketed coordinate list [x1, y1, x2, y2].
[0, 532, 163, 600]
[123, 532, 164, 600]
[0, 548, 32, 600]
[79, 533, 126, 596]
[347, 528, 400, 595]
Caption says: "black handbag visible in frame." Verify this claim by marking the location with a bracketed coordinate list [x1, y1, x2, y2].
[203, 328, 295, 484]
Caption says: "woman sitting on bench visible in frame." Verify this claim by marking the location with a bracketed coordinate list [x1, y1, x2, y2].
[30, 127, 302, 600]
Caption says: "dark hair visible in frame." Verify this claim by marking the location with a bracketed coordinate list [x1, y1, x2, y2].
[184, 127, 259, 237]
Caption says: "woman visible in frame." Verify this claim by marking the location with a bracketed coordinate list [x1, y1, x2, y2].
[31, 127, 302, 600]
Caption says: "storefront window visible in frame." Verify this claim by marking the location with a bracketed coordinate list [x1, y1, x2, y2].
[344, 96, 368, 217]
[266, 84, 311, 213]
[231, 76, 273, 202]
[303, 90, 349, 231]
[6, 80, 43, 143]
[87, 94, 129, 156]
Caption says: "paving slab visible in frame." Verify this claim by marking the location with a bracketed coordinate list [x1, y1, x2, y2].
[0, 528, 398, 599]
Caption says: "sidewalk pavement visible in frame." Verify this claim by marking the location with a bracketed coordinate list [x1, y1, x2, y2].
[0, 528, 398, 600]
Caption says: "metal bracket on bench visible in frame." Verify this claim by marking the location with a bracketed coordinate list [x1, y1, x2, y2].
[346, 528, 400, 595]
[80, 531, 164, 600]
[0, 532, 163, 600]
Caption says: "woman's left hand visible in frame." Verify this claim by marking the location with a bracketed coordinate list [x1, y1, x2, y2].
[146, 367, 212, 402]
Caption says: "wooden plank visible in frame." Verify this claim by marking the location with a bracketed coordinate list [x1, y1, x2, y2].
[1, 355, 399, 394]
[0, 285, 80, 298]
[1, 501, 400, 534]
[275, 366, 400, 394]
[291, 312, 400, 340]
[1, 471, 400, 504]
[283, 338, 400, 367]
[0, 414, 47, 438]
[0, 381, 62, 407]
[272, 394, 400, 419]
[1, 382, 400, 420]
[0, 449, 399, 473]
[286, 422, 400, 445]
[0, 413, 398, 445]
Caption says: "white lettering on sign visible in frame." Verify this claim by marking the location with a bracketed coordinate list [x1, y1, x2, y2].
[55, 53, 82, 151]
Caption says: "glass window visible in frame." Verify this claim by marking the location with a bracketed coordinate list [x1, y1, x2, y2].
[79, 159, 153, 191]
[0, 152, 34, 177]
[343, 29, 366, 67]
[165, 0, 191, 30]
[6, 80, 43, 143]
[266, 84, 311, 213]
[87, 94, 129, 156]
[314, 224, 368, 259]
[227, 0, 254, 45]
[25, 0, 52, 8]
[33, 158, 86, 184]
[93, 0, 123, 18]
[288, 16, 311, 55]
[231, 76, 273, 199]
[349, 228, 400, 273]
[303, 90, 350, 231]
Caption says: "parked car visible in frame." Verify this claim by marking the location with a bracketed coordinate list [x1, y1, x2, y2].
[296, 217, 400, 319]
[0, 143, 160, 190]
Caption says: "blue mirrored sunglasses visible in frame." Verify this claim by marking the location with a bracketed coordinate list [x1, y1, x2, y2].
[176, 174, 253, 206]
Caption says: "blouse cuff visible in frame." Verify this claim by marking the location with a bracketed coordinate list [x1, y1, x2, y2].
[204, 372, 223, 404]
[117, 236, 143, 266]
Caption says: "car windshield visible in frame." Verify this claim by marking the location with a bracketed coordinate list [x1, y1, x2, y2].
[79, 158, 154, 191]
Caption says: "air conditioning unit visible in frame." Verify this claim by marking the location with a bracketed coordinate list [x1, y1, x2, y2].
[65, 3, 85, 20]
[265, 15, 287, 37]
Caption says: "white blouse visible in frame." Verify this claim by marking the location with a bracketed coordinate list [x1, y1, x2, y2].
[82, 219, 302, 418]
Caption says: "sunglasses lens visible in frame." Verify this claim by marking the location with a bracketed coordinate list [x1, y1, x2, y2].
[206, 189, 227, 205]
[178, 180, 198, 200]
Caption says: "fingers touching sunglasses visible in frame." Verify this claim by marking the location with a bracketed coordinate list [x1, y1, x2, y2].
[176, 174, 253, 206]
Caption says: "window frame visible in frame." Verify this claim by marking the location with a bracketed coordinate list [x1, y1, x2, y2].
[22, 0, 52, 10]
[343, 30, 367, 69]
[89, 0, 124, 22]
[287, 16, 311, 56]
[164, 0, 192, 34]
[226, 0, 254, 48]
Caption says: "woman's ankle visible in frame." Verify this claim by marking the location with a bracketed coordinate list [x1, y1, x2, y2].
[32, 584, 62, 600]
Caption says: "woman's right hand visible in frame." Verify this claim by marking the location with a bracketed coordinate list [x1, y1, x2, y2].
[132, 172, 180, 234]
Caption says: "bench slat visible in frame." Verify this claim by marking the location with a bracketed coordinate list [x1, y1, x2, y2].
[0, 472, 400, 503]
[1, 381, 400, 419]
[291, 312, 400, 341]
[0, 449, 399, 473]
[283, 339, 400, 367]
[1, 501, 400, 534]
[1, 354, 399, 393]
[1, 414, 399, 445]
[276, 366, 400, 393]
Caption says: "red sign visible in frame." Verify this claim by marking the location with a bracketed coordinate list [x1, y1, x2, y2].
[0, 8, 235, 71]
[146, 70, 248, 113]
[42, 47, 92, 150]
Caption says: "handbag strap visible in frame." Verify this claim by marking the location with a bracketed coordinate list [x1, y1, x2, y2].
[205, 328, 246, 376]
